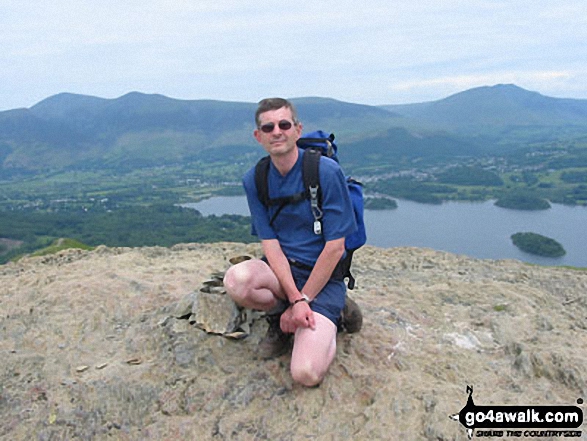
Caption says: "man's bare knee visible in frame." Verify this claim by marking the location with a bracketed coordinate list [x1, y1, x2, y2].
[223, 264, 251, 301]
[223, 265, 238, 294]
[224, 260, 278, 308]
[290, 314, 336, 386]
[291, 362, 325, 387]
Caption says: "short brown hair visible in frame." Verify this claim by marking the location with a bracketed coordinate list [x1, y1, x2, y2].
[255, 98, 299, 127]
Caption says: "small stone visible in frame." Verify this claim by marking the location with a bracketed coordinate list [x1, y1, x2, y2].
[126, 357, 142, 365]
[96, 363, 108, 370]
[229, 255, 252, 265]
[224, 330, 248, 339]
[203, 279, 224, 287]
[199, 285, 225, 294]
[210, 271, 225, 280]
[157, 316, 172, 327]
[76, 365, 89, 373]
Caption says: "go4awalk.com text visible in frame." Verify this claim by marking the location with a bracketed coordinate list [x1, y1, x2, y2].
[450, 386, 583, 439]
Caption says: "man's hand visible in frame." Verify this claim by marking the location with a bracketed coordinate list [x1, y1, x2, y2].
[280, 302, 316, 333]
[291, 301, 316, 330]
[280, 307, 296, 334]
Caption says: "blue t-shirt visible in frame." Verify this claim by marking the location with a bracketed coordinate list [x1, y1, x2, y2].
[243, 148, 357, 266]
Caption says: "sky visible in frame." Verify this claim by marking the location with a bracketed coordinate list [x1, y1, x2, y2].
[1, 0, 586, 111]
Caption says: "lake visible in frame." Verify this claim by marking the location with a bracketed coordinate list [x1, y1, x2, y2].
[182, 196, 587, 268]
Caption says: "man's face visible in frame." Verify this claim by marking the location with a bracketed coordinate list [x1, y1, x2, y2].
[254, 106, 302, 157]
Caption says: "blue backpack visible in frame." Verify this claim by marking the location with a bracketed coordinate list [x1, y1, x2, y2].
[254, 130, 367, 289]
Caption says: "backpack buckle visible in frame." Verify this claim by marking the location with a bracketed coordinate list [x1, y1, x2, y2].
[313, 220, 322, 235]
[325, 140, 335, 158]
[309, 185, 323, 234]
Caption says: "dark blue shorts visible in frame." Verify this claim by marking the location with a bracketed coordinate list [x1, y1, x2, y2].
[289, 264, 346, 326]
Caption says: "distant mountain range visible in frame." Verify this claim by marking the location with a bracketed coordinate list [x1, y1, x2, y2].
[1, 84, 586, 177]
[382, 84, 587, 143]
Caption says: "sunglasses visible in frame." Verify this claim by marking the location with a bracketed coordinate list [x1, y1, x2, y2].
[259, 119, 295, 133]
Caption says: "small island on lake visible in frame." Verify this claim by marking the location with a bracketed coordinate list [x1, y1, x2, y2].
[364, 197, 398, 210]
[495, 194, 551, 210]
[511, 232, 566, 258]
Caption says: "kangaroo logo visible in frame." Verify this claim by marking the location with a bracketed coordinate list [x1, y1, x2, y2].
[450, 385, 477, 439]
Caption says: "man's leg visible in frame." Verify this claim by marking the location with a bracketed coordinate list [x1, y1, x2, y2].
[223, 259, 284, 310]
[224, 259, 291, 358]
[290, 312, 337, 387]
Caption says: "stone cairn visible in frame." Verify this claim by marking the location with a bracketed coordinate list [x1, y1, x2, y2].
[172, 255, 263, 339]
[170, 254, 362, 338]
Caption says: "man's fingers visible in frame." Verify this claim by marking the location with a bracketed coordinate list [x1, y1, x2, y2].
[307, 311, 316, 330]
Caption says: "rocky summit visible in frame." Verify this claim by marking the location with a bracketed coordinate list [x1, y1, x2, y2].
[1, 243, 586, 440]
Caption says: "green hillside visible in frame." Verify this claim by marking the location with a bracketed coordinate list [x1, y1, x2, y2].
[381, 84, 587, 147]
[1, 84, 587, 187]
[1, 93, 412, 176]
[340, 127, 481, 172]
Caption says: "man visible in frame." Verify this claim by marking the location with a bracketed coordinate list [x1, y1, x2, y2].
[223, 98, 359, 387]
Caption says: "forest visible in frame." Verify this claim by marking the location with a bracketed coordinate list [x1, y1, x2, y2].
[494, 193, 551, 210]
[510, 232, 566, 258]
[0, 205, 253, 264]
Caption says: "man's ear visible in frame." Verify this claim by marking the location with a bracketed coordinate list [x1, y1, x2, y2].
[294, 122, 303, 138]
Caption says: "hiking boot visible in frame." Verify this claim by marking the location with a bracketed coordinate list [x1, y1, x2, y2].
[340, 296, 363, 333]
[258, 314, 292, 359]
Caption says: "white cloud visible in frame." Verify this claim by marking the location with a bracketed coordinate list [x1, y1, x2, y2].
[0, 0, 586, 109]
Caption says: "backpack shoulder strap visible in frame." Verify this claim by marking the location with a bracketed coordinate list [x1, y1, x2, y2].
[254, 154, 308, 226]
[302, 148, 321, 189]
[254, 155, 271, 206]
[302, 148, 323, 234]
